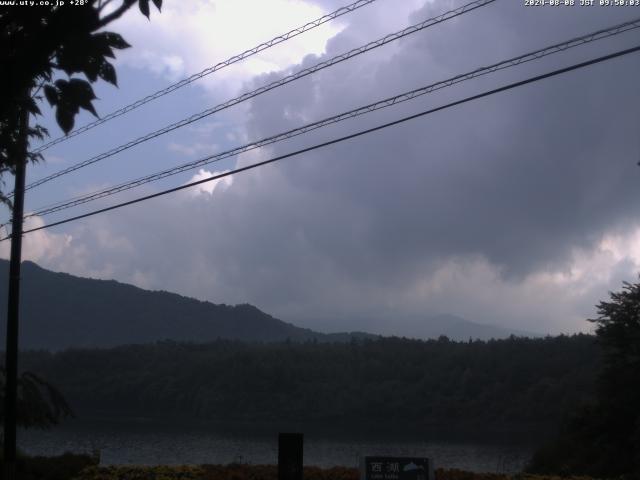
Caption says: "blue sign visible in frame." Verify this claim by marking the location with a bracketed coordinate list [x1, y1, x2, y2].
[360, 456, 434, 480]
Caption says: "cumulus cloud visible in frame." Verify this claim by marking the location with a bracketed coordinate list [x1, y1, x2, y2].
[111, 0, 348, 99]
[185, 168, 234, 196]
[0, 216, 72, 265]
[23, 0, 640, 336]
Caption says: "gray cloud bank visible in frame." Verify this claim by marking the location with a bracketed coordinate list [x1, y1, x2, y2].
[13, 0, 640, 336]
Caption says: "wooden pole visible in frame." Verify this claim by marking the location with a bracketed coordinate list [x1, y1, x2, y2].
[3, 98, 29, 480]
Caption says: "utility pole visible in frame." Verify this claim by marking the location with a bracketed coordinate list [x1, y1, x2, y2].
[3, 96, 29, 480]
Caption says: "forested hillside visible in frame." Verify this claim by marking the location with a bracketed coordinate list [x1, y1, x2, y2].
[0, 261, 535, 349]
[19, 335, 599, 438]
[0, 260, 369, 349]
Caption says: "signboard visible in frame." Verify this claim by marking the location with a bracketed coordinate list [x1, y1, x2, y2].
[360, 456, 434, 480]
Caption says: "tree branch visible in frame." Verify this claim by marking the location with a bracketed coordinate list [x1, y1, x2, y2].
[97, 0, 136, 28]
[98, 0, 116, 13]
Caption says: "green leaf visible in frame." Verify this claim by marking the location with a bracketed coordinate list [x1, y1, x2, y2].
[56, 41, 93, 77]
[27, 151, 44, 164]
[55, 106, 75, 134]
[54, 79, 68, 90]
[53, 79, 99, 132]
[139, 0, 150, 19]
[26, 97, 41, 116]
[57, 33, 119, 80]
[86, 33, 116, 58]
[83, 56, 100, 82]
[91, 32, 118, 58]
[67, 78, 98, 117]
[28, 124, 49, 141]
[66, 78, 97, 99]
[98, 62, 117, 86]
[101, 32, 131, 50]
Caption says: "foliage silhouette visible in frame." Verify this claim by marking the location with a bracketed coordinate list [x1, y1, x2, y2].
[528, 279, 640, 478]
[0, 368, 72, 430]
[19, 334, 599, 438]
[0, 452, 98, 480]
[0, 0, 162, 204]
[0, 0, 161, 448]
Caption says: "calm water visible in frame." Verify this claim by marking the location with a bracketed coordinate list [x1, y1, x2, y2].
[18, 420, 533, 473]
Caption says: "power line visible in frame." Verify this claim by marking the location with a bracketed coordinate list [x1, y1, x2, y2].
[30, 0, 381, 155]
[5, 44, 638, 241]
[20, 0, 496, 195]
[20, 17, 640, 222]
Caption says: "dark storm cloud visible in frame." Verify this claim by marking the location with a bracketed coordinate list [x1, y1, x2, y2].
[238, 0, 640, 280]
[31, 0, 640, 334]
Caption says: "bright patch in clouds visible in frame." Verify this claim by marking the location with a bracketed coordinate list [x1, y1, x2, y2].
[384, 231, 640, 336]
[186, 168, 233, 196]
[599, 230, 640, 266]
[0, 216, 72, 265]
[114, 0, 344, 97]
[137, 52, 185, 82]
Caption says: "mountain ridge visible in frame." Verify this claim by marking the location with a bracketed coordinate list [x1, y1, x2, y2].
[0, 260, 376, 349]
[0, 259, 534, 350]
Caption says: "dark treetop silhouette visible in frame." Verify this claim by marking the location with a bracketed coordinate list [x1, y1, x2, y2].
[1, 2, 161, 477]
[528, 279, 640, 478]
[0, 0, 162, 204]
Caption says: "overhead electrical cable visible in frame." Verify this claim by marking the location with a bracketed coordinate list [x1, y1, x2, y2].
[30, 0, 382, 155]
[18, 17, 640, 222]
[4, 44, 638, 241]
[20, 0, 496, 195]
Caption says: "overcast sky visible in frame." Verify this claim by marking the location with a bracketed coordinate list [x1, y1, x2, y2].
[2, 0, 639, 336]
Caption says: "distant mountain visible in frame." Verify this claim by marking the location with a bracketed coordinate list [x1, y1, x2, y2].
[0, 260, 535, 350]
[0, 260, 376, 350]
[388, 313, 539, 341]
[295, 313, 539, 342]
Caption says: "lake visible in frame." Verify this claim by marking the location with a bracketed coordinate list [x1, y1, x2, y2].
[18, 419, 533, 473]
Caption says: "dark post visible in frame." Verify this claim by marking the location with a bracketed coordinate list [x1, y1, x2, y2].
[278, 433, 303, 480]
[3, 98, 29, 480]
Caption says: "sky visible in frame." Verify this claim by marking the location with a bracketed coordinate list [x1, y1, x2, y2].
[1, 0, 640, 336]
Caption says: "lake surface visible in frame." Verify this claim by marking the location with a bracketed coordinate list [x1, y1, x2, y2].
[18, 420, 533, 473]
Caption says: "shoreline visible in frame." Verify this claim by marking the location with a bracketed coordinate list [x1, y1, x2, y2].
[9, 455, 596, 480]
